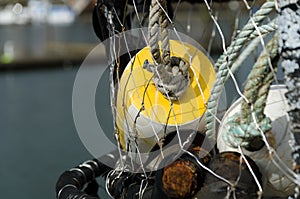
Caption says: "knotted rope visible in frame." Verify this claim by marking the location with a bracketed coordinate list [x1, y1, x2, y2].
[223, 34, 279, 149]
[145, 0, 190, 100]
[205, 0, 276, 142]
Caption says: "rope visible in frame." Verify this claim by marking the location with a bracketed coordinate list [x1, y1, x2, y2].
[241, 33, 279, 124]
[148, 0, 170, 66]
[148, 0, 162, 63]
[214, 1, 275, 71]
[146, 0, 190, 100]
[229, 19, 278, 80]
[158, 0, 171, 67]
[205, 0, 276, 142]
[247, 19, 277, 42]
[223, 34, 279, 149]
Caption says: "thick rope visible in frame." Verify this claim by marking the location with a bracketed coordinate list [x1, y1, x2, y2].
[148, 0, 170, 65]
[158, 0, 171, 67]
[146, 0, 190, 100]
[148, 0, 162, 63]
[205, 0, 275, 142]
[241, 34, 279, 124]
[278, 1, 300, 198]
[229, 19, 278, 80]
[214, 1, 275, 71]
[247, 19, 277, 42]
[223, 34, 278, 149]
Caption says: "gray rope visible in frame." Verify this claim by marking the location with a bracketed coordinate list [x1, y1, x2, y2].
[146, 0, 190, 100]
[148, 0, 170, 65]
[205, 0, 275, 142]
[143, 57, 190, 100]
[148, 0, 162, 63]
[223, 34, 278, 148]
[158, 0, 171, 67]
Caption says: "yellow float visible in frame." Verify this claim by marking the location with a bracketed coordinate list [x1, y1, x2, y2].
[116, 40, 215, 152]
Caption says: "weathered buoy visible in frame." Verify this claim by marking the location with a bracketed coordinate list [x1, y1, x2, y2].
[217, 85, 295, 197]
[151, 131, 213, 198]
[194, 151, 262, 199]
[115, 40, 215, 153]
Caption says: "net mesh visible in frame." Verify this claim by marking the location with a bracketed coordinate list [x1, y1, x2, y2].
[101, 0, 299, 198]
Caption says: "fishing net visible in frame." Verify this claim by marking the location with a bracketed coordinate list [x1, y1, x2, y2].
[57, 0, 300, 198]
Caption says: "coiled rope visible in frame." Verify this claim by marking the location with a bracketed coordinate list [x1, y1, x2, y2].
[205, 0, 276, 142]
[223, 34, 279, 149]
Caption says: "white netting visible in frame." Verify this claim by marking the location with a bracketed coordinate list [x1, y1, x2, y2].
[100, 0, 299, 198]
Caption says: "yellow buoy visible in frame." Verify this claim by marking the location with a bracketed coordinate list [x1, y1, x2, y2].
[116, 40, 215, 152]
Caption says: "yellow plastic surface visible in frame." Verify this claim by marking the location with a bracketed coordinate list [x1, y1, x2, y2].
[116, 40, 215, 149]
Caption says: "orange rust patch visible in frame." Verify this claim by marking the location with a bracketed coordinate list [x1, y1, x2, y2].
[162, 159, 198, 198]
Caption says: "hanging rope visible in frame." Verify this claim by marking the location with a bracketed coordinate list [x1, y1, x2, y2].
[205, 0, 276, 142]
[229, 20, 276, 77]
[223, 34, 279, 149]
[241, 35, 279, 124]
[247, 19, 277, 42]
[145, 0, 190, 100]
[158, 0, 171, 67]
[148, 0, 163, 63]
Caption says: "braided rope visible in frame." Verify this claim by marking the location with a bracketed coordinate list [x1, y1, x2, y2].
[214, 1, 275, 70]
[146, 0, 190, 100]
[229, 19, 278, 80]
[223, 34, 278, 149]
[158, 0, 171, 67]
[148, 0, 162, 63]
[241, 34, 279, 124]
[205, 0, 275, 142]
[247, 19, 277, 42]
[148, 0, 170, 65]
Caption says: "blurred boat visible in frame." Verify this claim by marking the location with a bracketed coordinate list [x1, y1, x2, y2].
[0, 1, 76, 26]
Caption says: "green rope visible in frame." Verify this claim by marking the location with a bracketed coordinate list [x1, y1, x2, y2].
[229, 19, 277, 81]
[223, 34, 279, 149]
[247, 19, 277, 42]
[241, 34, 279, 124]
[214, 1, 275, 71]
[205, 0, 276, 142]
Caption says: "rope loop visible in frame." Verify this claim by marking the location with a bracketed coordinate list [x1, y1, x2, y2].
[223, 113, 272, 149]
[205, 0, 276, 142]
[222, 34, 279, 150]
[147, 0, 190, 100]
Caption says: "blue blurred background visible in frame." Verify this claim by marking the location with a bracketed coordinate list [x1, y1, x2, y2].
[0, 1, 108, 198]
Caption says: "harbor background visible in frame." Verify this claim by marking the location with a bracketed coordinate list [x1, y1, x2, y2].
[0, 1, 284, 198]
